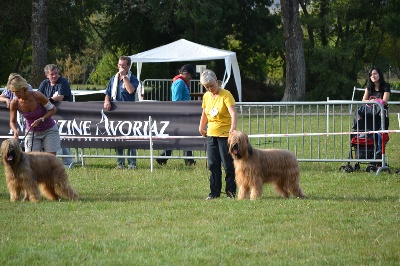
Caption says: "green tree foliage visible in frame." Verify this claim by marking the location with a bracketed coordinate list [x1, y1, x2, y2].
[47, 1, 86, 57]
[0, 0, 103, 86]
[231, 0, 282, 83]
[88, 52, 119, 87]
[88, 0, 243, 85]
[101, 0, 240, 49]
[299, 0, 400, 100]
[0, 0, 32, 81]
[45, 0, 105, 82]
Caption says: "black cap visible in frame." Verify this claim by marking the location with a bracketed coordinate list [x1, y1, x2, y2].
[180, 64, 195, 76]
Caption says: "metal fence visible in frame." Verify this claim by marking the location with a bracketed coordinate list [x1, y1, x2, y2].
[63, 100, 396, 174]
[140, 79, 204, 101]
[235, 101, 391, 174]
[7, 83, 395, 174]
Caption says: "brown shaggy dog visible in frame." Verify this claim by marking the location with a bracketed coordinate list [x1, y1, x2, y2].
[1, 139, 79, 202]
[228, 131, 304, 200]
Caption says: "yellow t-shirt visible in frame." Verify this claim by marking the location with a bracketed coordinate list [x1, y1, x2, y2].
[202, 88, 235, 137]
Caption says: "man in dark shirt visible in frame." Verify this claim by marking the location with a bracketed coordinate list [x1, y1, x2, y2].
[38, 64, 73, 168]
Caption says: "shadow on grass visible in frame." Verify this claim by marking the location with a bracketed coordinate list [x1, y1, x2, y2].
[77, 194, 206, 202]
[1, 193, 397, 203]
[72, 192, 399, 203]
[71, 163, 202, 172]
[302, 194, 399, 203]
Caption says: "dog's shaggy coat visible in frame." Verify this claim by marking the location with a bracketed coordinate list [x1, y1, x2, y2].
[228, 131, 304, 200]
[1, 139, 78, 202]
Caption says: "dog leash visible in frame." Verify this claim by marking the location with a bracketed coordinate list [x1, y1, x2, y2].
[21, 127, 34, 151]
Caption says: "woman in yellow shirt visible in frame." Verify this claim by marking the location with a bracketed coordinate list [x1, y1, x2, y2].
[198, 70, 237, 200]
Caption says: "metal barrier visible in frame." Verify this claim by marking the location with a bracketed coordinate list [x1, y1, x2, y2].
[63, 100, 396, 175]
[71, 89, 106, 102]
[237, 101, 391, 174]
[140, 79, 204, 101]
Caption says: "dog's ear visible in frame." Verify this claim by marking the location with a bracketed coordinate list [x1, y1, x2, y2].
[248, 145, 253, 156]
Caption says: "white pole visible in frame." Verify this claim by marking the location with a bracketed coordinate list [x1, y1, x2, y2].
[149, 116, 153, 172]
[326, 97, 329, 133]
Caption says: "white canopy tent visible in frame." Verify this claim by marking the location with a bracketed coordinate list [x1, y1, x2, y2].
[129, 39, 242, 101]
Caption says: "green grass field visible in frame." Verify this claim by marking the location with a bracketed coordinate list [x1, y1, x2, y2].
[1, 116, 399, 265]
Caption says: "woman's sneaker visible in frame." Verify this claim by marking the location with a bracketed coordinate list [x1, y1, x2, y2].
[156, 159, 168, 165]
[205, 195, 219, 200]
[185, 159, 196, 166]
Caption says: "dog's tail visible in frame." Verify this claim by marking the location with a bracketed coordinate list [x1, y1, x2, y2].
[55, 181, 79, 201]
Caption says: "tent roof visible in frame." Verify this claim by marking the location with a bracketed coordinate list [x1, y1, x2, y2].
[129, 39, 242, 101]
[130, 39, 236, 62]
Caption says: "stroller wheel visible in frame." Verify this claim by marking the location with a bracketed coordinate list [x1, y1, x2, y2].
[366, 165, 377, 172]
[339, 165, 353, 173]
[353, 163, 360, 171]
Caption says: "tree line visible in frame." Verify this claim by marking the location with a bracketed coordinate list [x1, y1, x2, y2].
[1, 0, 400, 101]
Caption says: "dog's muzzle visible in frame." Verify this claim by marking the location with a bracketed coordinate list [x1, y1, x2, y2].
[230, 143, 242, 159]
[6, 149, 16, 163]
[232, 144, 239, 154]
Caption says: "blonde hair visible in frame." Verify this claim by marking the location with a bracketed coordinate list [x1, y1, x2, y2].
[7, 74, 29, 92]
[7, 73, 19, 89]
[8, 73, 19, 81]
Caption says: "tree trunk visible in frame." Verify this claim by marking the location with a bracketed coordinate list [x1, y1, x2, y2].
[281, 0, 306, 101]
[31, 0, 48, 88]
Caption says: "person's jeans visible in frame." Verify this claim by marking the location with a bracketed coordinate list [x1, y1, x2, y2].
[62, 147, 73, 165]
[116, 149, 137, 166]
[206, 136, 236, 197]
